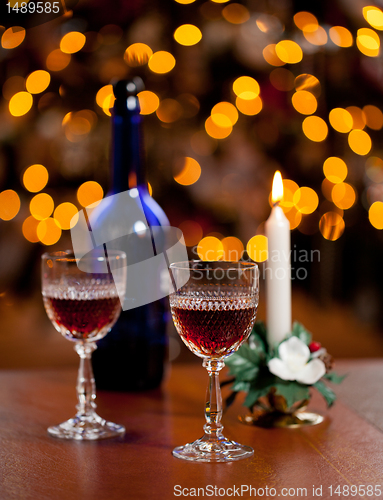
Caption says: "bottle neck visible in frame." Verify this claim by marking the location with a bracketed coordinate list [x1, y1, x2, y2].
[111, 101, 147, 193]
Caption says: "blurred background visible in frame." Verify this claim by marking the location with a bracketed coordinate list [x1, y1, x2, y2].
[1, 0, 383, 368]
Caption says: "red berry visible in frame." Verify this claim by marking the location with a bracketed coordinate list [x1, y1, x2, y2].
[309, 341, 321, 352]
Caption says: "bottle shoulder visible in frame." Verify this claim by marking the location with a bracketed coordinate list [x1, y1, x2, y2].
[89, 189, 169, 229]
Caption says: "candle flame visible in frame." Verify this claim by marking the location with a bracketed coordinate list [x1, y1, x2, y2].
[272, 171, 283, 204]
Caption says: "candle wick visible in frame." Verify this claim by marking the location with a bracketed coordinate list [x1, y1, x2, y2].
[273, 201, 281, 207]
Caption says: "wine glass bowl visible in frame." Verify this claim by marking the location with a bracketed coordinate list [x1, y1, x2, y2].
[169, 261, 259, 462]
[42, 249, 127, 440]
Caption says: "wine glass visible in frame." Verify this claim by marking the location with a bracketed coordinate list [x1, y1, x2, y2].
[41, 249, 127, 440]
[169, 261, 259, 462]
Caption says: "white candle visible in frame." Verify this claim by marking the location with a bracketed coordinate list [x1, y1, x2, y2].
[265, 171, 291, 345]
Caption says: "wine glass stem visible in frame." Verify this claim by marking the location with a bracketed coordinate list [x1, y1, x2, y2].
[74, 342, 97, 417]
[203, 359, 225, 439]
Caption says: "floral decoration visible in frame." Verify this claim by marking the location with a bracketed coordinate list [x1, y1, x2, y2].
[223, 321, 345, 413]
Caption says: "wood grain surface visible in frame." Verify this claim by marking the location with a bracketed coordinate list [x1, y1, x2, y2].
[0, 361, 382, 500]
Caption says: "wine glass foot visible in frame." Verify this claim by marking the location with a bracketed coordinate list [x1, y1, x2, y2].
[172, 435, 254, 462]
[48, 413, 125, 440]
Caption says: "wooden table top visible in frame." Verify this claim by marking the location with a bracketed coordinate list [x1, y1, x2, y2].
[1, 359, 383, 500]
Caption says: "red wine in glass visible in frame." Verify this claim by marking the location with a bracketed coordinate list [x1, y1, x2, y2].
[42, 250, 127, 440]
[171, 297, 257, 358]
[44, 295, 121, 341]
[169, 261, 259, 463]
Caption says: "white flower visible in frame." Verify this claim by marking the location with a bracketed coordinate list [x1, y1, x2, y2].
[268, 336, 326, 385]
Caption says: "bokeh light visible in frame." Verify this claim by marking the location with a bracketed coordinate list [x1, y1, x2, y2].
[331, 182, 356, 209]
[293, 187, 319, 214]
[138, 91, 160, 115]
[284, 207, 302, 230]
[357, 28, 380, 57]
[348, 129, 372, 155]
[319, 212, 345, 241]
[23, 164, 49, 193]
[174, 24, 202, 46]
[322, 179, 336, 201]
[174, 157, 201, 185]
[63, 111, 96, 142]
[124, 43, 153, 66]
[235, 96, 262, 116]
[256, 14, 284, 34]
[22, 216, 39, 243]
[363, 6, 383, 30]
[222, 4, 250, 24]
[329, 108, 353, 133]
[363, 105, 383, 130]
[60, 32, 86, 54]
[197, 237, 224, 261]
[178, 220, 203, 246]
[232, 76, 260, 100]
[37, 218, 62, 245]
[211, 102, 238, 126]
[26, 70, 51, 94]
[303, 26, 328, 46]
[174, 0, 196, 3]
[9, 91, 33, 117]
[294, 12, 318, 32]
[148, 51, 176, 74]
[294, 74, 321, 97]
[262, 44, 285, 66]
[323, 157, 348, 184]
[346, 106, 366, 129]
[210, 113, 231, 128]
[0, 190, 21, 221]
[246, 235, 268, 262]
[46, 49, 71, 71]
[302, 116, 328, 142]
[96, 84, 115, 116]
[30, 193, 54, 220]
[205, 116, 232, 138]
[221, 236, 244, 261]
[54, 203, 79, 230]
[278, 179, 300, 212]
[1, 27, 25, 49]
[275, 40, 303, 64]
[369, 201, 383, 229]
[292, 90, 317, 115]
[329, 26, 353, 47]
[77, 181, 104, 208]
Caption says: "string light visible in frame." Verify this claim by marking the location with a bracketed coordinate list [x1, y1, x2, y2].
[23, 165, 49, 192]
[174, 157, 201, 185]
[60, 32, 86, 54]
[174, 25, 202, 46]
[0, 190, 20, 220]
[1, 27, 25, 49]
[77, 182, 104, 208]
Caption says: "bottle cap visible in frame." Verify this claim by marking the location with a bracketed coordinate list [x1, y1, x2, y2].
[113, 78, 145, 100]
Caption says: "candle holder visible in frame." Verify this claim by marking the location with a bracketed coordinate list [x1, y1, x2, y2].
[223, 321, 345, 429]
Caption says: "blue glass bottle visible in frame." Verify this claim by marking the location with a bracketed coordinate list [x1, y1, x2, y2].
[91, 78, 169, 390]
